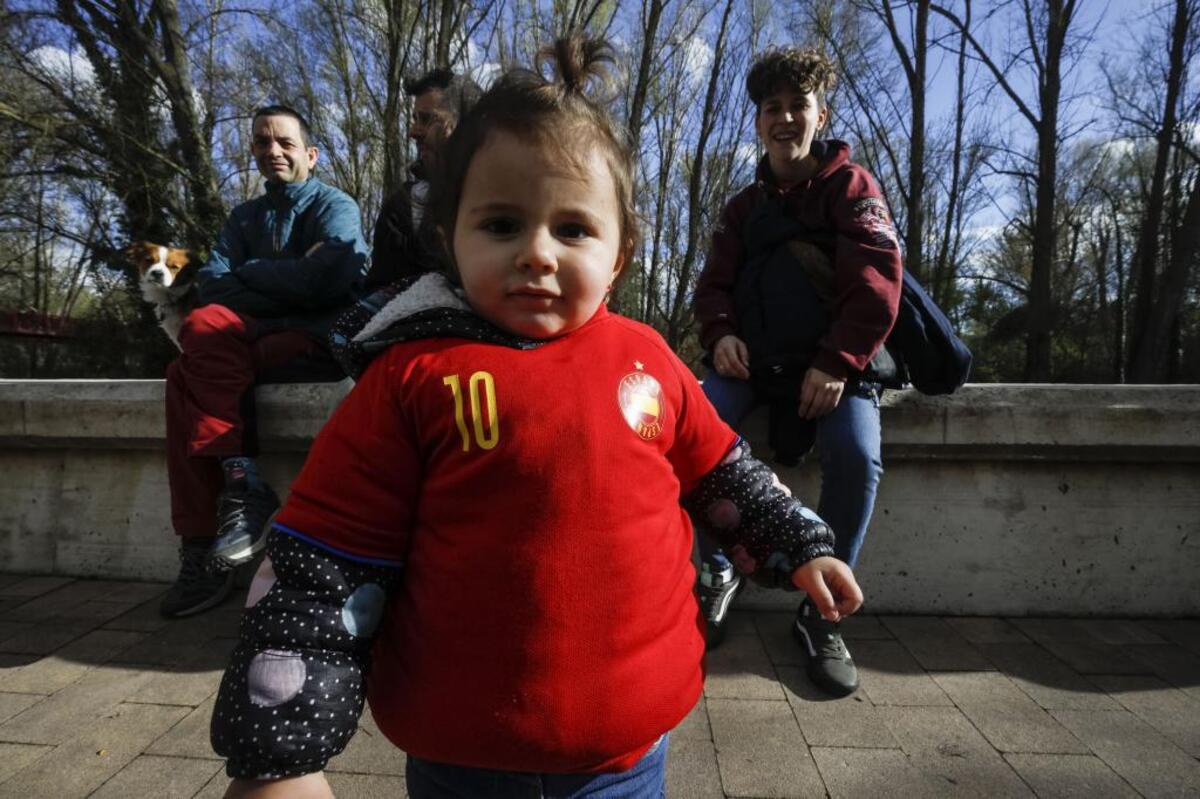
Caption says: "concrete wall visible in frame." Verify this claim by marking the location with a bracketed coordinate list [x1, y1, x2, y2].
[1, 379, 1197, 616]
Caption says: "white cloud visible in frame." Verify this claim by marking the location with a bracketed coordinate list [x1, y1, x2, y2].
[30, 45, 96, 91]
[682, 36, 712, 91]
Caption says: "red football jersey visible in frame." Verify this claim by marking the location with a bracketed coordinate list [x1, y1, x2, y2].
[277, 307, 737, 772]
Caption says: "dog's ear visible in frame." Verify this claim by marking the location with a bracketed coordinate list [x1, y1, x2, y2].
[123, 241, 156, 266]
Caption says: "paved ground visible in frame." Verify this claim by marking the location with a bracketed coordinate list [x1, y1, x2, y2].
[0, 574, 1197, 798]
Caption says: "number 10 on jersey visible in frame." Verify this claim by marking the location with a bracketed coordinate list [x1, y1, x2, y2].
[442, 372, 500, 451]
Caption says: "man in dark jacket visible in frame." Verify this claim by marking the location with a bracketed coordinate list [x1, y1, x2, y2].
[161, 104, 368, 618]
[367, 69, 480, 288]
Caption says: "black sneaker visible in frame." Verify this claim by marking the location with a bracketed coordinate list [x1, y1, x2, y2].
[210, 483, 280, 570]
[793, 597, 859, 697]
[698, 560, 744, 649]
[160, 541, 234, 618]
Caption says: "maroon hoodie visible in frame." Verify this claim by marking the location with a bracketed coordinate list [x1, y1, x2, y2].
[693, 140, 903, 380]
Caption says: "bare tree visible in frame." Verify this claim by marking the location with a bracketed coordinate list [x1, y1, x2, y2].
[932, 0, 1083, 381]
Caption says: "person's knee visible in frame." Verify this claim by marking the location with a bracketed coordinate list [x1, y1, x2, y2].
[179, 304, 244, 349]
[819, 434, 882, 487]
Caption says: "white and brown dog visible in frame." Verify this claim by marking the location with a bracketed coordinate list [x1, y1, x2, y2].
[125, 241, 200, 349]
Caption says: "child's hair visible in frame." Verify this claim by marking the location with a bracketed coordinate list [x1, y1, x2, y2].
[745, 48, 837, 112]
[431, 36, 639, 278]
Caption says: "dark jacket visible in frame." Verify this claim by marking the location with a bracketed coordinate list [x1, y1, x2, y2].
[196, 177, 369, 339]
[693, 141, 903, 381]
[366, 177, 439, 289]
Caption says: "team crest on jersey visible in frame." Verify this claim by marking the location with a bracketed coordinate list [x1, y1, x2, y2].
[853, 197, 899, 250]
[618, 370, 665, 441]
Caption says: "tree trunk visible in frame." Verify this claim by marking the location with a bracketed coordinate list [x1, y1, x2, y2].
[1127, 0, 1191, 382]
[152, 0, 226, 248]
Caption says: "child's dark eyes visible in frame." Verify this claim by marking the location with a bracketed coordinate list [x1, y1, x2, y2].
[556, 222, 590, 240]
[482, 218, 519, 236]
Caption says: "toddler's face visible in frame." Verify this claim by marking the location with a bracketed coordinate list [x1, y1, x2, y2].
[452, 131, 624, 339]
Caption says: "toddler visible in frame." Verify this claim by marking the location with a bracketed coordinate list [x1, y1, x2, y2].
[212, 36, 862, 799]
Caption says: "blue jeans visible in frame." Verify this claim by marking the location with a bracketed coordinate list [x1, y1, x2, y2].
[405, 734, 669, 799]
[699, 373, 882, 568]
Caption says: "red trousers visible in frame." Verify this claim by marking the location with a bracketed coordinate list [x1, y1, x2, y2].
[166, 305, 321, 538]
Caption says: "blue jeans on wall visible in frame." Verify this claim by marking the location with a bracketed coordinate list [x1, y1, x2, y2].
[405, 733, 669, 799]
[699, 373, 882, 568]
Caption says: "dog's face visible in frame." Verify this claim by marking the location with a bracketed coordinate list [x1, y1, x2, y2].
[126, 241, 193, 289]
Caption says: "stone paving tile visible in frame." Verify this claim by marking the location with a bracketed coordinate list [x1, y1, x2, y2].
[3, 629, 146, 695]
[145, 696, 221, 760]
[0, 741, 54, 785]
[193, 769, 232, 799]
[1073, 619, 1167, 645]
[40, 579, 168, 605]
[707, 697, 825, 798]
[0, 621, 97, 656]
[666, 733, 724, 798]
[88, 753, 224, 799]
[1008, 618, 1150, 675]
[930, 672, 1089, 753]
[328, 713, 406, 776]
[777, 666, 899, 748]
[1143, 619, 1200, 656]
[719, 608, 760, 639]
[1089, 674, 1200, 756]
[944, 616, 1031, 644]
[755, 611, 806, 667]
[976, 642, 1120, 710]
[703, 629, 785, 701]
[0, 652, 38, 670]
[326, 772, 409, 798]
[0, 663, 160, 745]
[1051, 707, 1200, 797]
[101, 596, 173, 634]
[852, 639, 955, 707]
[108, 614, 239, 668]
[124, 663, 223, 707]
[1122, 643, 1200, 700]
[0, 692, 43, 725]
[0, 576, 73, 598]
[879, 706, 1034, 797]
[0, 701, 188, 798]
[0, 588, 137, 625]
[1003, 753, 1139, 798]
[673, 695, 712, 741]
[880, 616, 994, 670]
[811, 746, 953, 797]
[0, 619, 32, 645]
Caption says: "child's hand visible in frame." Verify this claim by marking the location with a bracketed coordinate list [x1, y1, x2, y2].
[790, 556, 863, 622]
[224, 773, 333, 799]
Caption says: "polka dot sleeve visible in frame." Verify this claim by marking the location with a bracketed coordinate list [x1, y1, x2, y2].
[210, 530, 401, 779]
[683, 438, 836, 588]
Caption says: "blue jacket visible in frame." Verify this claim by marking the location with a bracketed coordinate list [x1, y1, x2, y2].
[197, 177, 369, 339]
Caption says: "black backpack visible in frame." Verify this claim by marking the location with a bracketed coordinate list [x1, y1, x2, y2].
[731, 196, 971, 395]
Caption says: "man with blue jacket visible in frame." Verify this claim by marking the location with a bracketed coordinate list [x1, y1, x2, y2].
[160, 105, 368, 619]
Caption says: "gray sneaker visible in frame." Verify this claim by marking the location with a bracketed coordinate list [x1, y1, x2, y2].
[160, 541, 234, 619]
[698, 560, 744, 649]
[210, 483, 279, 570]
[793, 597, 859, 697]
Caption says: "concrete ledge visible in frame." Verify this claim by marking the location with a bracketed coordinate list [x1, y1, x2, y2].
[2, 380, 1198, 615]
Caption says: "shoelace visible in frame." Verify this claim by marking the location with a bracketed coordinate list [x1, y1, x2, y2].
[216, 492, 255, 536]
[803, 608, 851, 659]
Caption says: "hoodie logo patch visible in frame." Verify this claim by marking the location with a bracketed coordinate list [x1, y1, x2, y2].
[618, 371, 665, 441]
[853, 198, 899, 250]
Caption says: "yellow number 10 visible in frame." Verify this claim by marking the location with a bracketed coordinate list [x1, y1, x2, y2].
[442, 371, 499, 451]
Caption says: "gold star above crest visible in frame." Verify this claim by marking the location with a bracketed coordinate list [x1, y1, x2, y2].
[634, 360, 644, 370]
